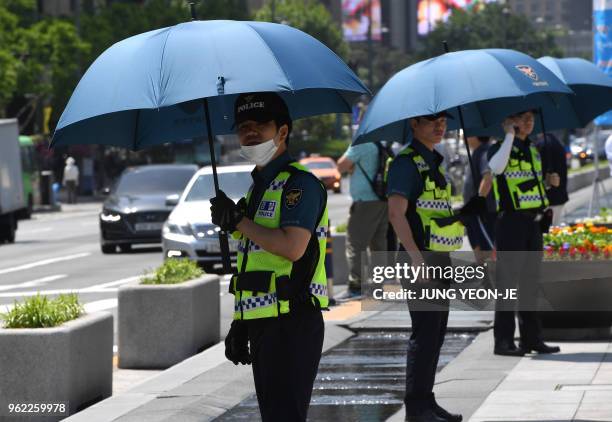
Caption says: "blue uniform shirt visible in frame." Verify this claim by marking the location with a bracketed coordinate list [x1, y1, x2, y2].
[250, 150, 325, 232]
[386, 139, 444, 201]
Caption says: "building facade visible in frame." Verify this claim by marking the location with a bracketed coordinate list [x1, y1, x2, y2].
[505, 0, 593, 57]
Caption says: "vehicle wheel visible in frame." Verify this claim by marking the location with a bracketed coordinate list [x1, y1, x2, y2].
[0, 214, 16, 244]
[6, 218, 16, 243]
[24, 195, 33, 219]
[202, 263, 216, 274]
[101, 243, 116, 254]
[119, 244, 132, 253]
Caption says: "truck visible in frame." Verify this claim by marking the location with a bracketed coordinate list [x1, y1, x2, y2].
[0, 119, 26, 243]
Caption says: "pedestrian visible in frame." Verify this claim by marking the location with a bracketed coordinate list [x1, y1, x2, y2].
[336, 139, 391, 300]
[605, 131, 612, 177]
[210, 92, 328, 422]
[536, 133, 569, 226]
[387, 112, 465, 422]
[62, 156, 79, 204]
[487, 110, 561, 356]
[462, 136, 496, 258]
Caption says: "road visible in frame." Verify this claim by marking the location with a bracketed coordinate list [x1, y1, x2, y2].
[0, 177, 352, 349]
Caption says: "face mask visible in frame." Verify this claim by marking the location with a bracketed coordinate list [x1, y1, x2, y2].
[239, 137, 279, 166]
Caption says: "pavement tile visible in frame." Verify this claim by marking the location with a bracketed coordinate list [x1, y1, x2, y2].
[503, 369, 596, 382]
[495, 380, 564, 391]
[115, 395, 224, 422]
[434, 379, 500, 398]
[470, 391, 581, 420]
[581, 390, 612, 402]
[574, 403, 612, 422]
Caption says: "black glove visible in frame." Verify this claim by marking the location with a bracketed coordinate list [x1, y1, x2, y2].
[225, 320, 251, 365]
[539, 208, 553, 234]
[210, 190, 244, 232]
[460, 195, 487, 217]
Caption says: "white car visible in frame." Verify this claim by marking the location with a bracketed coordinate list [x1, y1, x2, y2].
[162, 164, 253, 273]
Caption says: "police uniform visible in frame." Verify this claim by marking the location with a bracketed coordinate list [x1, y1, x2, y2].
[387, 139, 464, 420]
[229, 149, 328, 422]
[488, 136, 549, 351]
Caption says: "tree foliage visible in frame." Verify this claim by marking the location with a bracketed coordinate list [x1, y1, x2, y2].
[255, 0, 351, 143]
[255, 0, 348, 58]
[418, 3, 563, 59]
[0, 1, 89, 126]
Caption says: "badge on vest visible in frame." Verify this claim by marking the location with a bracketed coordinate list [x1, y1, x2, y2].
[285, 189, 303, 209]
[257, 200, 277, 218]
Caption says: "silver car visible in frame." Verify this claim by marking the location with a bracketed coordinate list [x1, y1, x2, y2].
[162, 164, 253, 273]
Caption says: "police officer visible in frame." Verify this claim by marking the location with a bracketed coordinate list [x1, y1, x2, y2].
[488, 110, 561, 356]
[387, 112, 466, 422]
[210, 92, 329, 422]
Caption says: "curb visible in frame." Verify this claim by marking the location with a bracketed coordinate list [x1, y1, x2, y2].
[64, 323, 354, 422]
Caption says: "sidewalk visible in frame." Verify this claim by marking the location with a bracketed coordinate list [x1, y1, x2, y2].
[66, 177, 612, 421]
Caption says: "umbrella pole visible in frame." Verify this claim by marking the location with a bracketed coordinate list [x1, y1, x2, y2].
[442, 41, 494, 250]
[203, 97, 232, 274]
[538, 107, 553, 174]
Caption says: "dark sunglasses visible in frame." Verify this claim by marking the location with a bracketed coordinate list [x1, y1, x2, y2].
[420, 114, 448, 122]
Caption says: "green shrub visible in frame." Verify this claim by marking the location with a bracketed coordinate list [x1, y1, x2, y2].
[1, 294, 84, 329]
[335, 222, 347, 233]
[141, 258, 203, 285]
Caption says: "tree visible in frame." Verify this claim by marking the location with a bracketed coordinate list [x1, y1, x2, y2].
[254, 0, 348, 58]
[0, 1, 89, 128]
[255, 0, 351, 145]
[81, 0, 251, 65]
[418, 3, 563, 59]
[349, 43, 415, 93]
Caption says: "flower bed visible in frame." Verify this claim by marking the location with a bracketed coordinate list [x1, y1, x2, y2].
[544, 217, 612, 260]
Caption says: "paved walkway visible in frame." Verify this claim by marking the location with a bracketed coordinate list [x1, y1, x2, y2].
[65, 176, 612, 421]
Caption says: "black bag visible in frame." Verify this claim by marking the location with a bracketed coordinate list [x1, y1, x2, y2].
[356, 141, 393, 201]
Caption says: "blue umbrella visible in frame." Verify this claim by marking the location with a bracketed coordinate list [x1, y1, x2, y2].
[353, 48, 573, 145]
[52, 20, 368, 149]
[51, 19, 369, 272]
[537, 56, 612, 129]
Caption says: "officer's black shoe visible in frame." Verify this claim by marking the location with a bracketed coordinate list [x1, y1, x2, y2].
[430, 395, 462, 422]
[494, 342, 525, 357]
[405, 408, 447, 422]
[520, 342, 560, 354]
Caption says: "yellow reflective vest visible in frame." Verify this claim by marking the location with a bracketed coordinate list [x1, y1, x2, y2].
[229, 162, 329, 320]
[492, 141, 549, 211]
[392, 146, 464, 252]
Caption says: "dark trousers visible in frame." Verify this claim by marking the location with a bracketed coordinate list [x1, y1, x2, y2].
[248, 309, 324, 422]
[494, 211, 543, 346]
[66, 180, 77, 204]
[404, 252, 450, 412]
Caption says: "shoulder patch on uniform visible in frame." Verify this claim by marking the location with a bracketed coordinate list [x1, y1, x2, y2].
[285, 188, 303, 209]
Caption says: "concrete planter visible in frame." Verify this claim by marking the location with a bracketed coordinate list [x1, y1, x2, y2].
[0, 312, 113, 421]
[566, 166, 610, 193]
[538, 260, 612, 339]
[118, 275, 220, 369]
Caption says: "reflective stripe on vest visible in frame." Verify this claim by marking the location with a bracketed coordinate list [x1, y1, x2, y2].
[231, 162, 329, 320]
[393, 146, 464, 252]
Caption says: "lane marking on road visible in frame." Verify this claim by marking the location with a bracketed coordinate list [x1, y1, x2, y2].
[0, 274, 68, 292]
[81, 276, 141, 292]
[18, 227, 53, 235]
[0, 288, 114, 298]
[0, 274, 141, 298]
[84, 298, 118, 313]
[0, 253, 91, 275]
